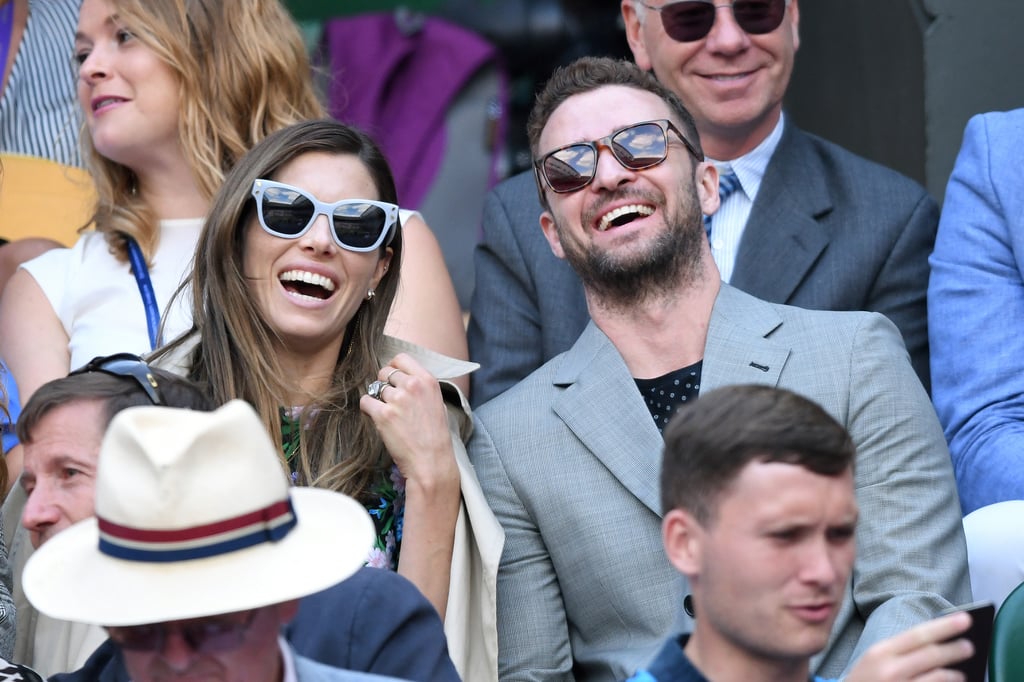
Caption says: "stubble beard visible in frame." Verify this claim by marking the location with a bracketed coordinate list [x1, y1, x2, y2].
[556, 179, 705, 312]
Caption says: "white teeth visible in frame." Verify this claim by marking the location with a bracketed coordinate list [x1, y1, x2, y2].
[597, 204, 654, 232]
[95, 97, 122, 110]
[279, 270, 336, 292]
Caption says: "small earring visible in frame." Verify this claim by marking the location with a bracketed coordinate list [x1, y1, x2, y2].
[365, 289, 375, 301]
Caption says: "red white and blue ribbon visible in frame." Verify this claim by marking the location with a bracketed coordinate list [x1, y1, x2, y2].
[98, 498, 297, 562]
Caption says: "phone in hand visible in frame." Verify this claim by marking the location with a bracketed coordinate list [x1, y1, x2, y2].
[939, 600, 995, 682]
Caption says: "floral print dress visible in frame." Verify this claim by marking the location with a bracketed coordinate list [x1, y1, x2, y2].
[281, 409, 406, 571]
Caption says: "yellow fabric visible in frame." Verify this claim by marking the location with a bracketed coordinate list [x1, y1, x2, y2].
[0, 153, 94, 244]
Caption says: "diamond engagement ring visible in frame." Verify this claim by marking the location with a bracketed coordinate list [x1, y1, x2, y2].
[367, 380, 388, 401]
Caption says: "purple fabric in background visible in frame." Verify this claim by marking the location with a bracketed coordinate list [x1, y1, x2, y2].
[323, 12, 500, 208]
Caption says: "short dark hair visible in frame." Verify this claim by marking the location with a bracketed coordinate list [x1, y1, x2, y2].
[661, 385, 855, 524]
[527, 56, 703, 169]
[16, 368, 215, 444]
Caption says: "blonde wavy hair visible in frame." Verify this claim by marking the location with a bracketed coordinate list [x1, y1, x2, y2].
[82, 0, 325, 263]
[155, 120, 404, 501]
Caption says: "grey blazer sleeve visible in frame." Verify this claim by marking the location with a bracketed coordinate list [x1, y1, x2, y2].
[468, 416, 575, 682]
[812, 313, 971, 676]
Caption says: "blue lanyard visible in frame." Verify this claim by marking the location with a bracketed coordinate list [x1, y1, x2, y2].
[125, 236, 162, 351]
[1, 2, 15, 79]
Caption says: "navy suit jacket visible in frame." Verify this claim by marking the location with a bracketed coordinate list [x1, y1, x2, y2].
[49, 568, 459, 682]
[468, 120, 937, 405]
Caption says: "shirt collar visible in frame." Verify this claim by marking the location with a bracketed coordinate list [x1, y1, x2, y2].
[279, 635, 298, 682]
[707, 111, 786, 204]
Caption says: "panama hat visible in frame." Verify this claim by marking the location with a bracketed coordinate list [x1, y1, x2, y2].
[23, 399, 374, 626]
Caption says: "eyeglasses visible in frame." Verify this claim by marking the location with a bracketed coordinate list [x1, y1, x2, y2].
[106, 609, 258, 653]
[251, 179, 399, 253]
[535, 119, 702, 194]
[639, 0, 788, 43]
[68, 353, 164, 406]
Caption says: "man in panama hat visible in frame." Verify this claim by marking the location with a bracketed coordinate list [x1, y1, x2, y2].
[22, 399, 409, 682]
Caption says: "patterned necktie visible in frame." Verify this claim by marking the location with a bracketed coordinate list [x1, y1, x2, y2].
[703, 171, 741, 239]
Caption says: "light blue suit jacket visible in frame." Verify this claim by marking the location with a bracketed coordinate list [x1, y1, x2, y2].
[928, 109, 1024, 514]
[470, 285, 970, 681]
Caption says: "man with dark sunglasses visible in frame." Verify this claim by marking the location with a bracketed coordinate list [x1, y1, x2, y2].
[1, 357, 459, 681]
[468, 0, 937, 405]
[468, 56, 968, 681]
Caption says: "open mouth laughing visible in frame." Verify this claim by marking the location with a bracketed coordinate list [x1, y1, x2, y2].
[596, 204, 655, 232]
[279, 269, 337, 301]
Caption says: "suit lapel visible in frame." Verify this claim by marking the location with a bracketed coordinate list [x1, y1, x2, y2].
[731, 121, 832, 304]
[547, 292, 793, 517]
[702, 285, 792, 394]
[552, 324, 665, 517]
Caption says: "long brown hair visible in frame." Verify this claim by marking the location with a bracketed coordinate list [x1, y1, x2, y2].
[156, 120, 404, 501]
[81, 0, 324, 263]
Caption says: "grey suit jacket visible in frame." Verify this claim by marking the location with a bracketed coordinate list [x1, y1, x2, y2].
[468, 285, 969, 682]
[468, 120, 937, 406]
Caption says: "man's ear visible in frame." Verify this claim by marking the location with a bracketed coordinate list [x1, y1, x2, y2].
[539, 211, 566, 260]
[663, 508, 704, 578]
[622, 1, 653, 71]
[696, 162, 720, 218]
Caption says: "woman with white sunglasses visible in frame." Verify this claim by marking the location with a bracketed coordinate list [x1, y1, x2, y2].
[154, 118, 499, 682]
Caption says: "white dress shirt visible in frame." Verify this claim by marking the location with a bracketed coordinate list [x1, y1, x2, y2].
[280, 636, 298, 682]
[705, 112, 786, 283]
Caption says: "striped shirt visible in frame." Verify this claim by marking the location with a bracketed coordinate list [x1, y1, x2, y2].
[704, 112, 785, 283]
[0, 0, 82, 167]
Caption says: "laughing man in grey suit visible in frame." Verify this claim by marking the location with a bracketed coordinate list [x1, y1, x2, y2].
[467, 0, 937, 406]
[467, 57, 968, 682]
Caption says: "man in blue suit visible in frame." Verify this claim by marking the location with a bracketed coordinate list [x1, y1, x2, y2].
[929, 108, 1024, 613]
[468, 56, 968, 681]
[468, 0, 936, 405]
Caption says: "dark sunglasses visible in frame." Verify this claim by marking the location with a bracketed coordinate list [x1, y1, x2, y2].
[68, 353, 164, 406]
[535, 119, 702, 194]
[106, 609, 258, 653]
[251, 179, 399, 253]
[639, 0, 788, 43]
